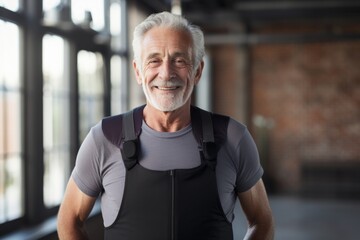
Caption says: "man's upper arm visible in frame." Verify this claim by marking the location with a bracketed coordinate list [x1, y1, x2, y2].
[58, 178, 97, 238]
[237, 179, 274, 239]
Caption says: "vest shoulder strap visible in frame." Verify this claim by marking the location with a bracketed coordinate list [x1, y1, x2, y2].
[190, 106, 229, 169]
[102, 105, 229, 170]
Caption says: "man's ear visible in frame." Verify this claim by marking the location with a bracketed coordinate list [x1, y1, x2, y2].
[194, 60, 204, 85]
[133, 60, 142, 85]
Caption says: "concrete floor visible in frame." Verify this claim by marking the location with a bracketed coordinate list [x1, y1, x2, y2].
[2, 195, 359, 239]
[233, 195, 360, 240]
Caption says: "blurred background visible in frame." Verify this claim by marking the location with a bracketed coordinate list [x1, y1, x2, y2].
[0, 0, 359, 239]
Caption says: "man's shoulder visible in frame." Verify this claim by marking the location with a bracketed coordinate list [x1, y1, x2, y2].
[101, 105, 145, 147]
[101, 114, 123, 142]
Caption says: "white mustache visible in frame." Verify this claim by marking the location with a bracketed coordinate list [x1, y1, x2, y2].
[150, 79, 184, 88]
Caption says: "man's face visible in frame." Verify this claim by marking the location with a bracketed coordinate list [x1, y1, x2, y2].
[133, 27, 202, 112]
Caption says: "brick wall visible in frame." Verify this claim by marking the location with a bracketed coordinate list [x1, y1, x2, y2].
[210, 45, 250, 124]
[251, 41, 360, 192]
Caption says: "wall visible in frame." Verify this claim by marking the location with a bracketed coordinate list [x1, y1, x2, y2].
[251, 41, 360, 193]
[210, 45, 250, 124]
[209, 23, 360, 195]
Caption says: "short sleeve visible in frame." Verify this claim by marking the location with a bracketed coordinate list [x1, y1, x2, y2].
[234, 128, 263, 193]
[71, 125, 103, 197]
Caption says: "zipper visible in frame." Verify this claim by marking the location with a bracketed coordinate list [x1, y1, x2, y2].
[170, 170, 175, 240]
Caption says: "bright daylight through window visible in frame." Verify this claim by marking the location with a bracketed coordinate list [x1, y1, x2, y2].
[0, 20, 23, 224]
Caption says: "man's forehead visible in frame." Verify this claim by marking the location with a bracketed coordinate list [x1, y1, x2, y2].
[140, 28, 193, 59]
[144, 51, 190, 59]
[142, 27, 192, 46]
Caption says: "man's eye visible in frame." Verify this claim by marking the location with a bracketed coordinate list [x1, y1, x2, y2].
[148, 59, 161, 66]
[174, 59, 187, 67]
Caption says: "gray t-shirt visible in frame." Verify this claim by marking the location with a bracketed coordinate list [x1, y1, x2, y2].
[72, 117, 263, 227]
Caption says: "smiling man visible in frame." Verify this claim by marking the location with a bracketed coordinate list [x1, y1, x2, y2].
[136, 26, 198, 114]
[57, 12, 274, 240]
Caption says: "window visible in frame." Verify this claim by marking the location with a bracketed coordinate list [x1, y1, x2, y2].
[0, 0, 128, 236]
[111, 55, 125, 114]
[110, 0, 127, 114]
[71, 0, 105, 30]
[78, 50, 105, 142]
[110, 0, 124, 51]
[0, 0, 19, 12]
[0, 20, 23, 224]
[110, 1, 121, 35]
[42, 0, 61, 12]
[42, 34, 71, 208]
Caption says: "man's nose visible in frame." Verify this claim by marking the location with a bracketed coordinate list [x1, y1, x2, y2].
[159, 60, 174, 80]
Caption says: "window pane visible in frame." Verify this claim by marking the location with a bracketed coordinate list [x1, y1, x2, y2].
[110, 1, 121, 35]
[0, 155, 23, 223]
[0, 21, 20, 88]
[71, 0, 104, 31]
[78, 50, 105, 141]
[42, 34, 70, 208]
[0, 20, 23, 223]
[110, 0, 124, 51]
[111, 55, 124, 114]
[43, 0, 61, 12]
[0, 0, 19, 12]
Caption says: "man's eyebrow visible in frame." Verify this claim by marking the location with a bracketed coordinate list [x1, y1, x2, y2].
[144, 52, 191, 62]
[145, 53, 161, 61]
[172, 52, 190, 59]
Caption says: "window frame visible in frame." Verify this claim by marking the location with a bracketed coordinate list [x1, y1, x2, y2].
[0, 0, 128, 236]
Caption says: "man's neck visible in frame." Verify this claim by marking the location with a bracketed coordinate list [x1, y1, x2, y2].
[143, 104, 191, 132]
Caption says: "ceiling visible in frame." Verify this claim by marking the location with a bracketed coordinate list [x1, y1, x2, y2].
[136, 0, 360, 44]
[137, 0, 360, 28]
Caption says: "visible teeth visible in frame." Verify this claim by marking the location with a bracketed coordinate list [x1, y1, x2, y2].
[157, 87, 177, 90]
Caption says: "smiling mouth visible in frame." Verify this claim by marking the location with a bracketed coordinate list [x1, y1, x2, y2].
[155, 86, 180, 91]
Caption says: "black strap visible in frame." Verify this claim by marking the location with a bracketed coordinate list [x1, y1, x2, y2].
[200, 109, 215, 143]
[121, 105, 145, 170]
[200, 110, 217, 163]
[122, 111, 138, 169]
[123, 110, 136, 141]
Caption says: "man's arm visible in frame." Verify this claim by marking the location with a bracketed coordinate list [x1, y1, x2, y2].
[57, 178, 97, 240]
[238, 179, 274, 240]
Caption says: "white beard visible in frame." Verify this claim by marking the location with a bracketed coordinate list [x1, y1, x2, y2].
[142, 78, 194, 112]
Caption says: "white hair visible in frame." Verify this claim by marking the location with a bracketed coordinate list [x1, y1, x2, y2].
[132, 11, 205, 70]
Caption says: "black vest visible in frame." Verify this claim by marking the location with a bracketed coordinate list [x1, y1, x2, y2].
[102, 105, 233, 240]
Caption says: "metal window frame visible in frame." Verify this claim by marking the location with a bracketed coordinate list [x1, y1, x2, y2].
[0, 0, 129, 236]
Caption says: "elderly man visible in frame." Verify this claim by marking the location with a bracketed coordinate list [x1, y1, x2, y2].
[57, 11, 274, 240]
